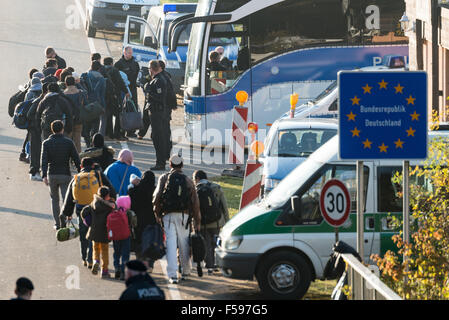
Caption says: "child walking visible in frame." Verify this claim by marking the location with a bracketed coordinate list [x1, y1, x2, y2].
[112, 196, 134, 280]
[81, 186, 115, 278]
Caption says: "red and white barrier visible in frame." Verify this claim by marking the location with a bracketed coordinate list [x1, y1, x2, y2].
[227, 106, 248, 165]
[239, 161, 263, 210]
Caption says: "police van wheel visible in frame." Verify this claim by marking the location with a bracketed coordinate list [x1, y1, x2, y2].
[86, 20, 96, 38]
[256, 251, 311, 300]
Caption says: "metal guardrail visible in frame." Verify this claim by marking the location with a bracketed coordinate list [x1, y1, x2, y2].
[341, 254, 403, 300]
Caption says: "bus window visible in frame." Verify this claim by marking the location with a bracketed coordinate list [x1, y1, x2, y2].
[206, 23, 246, 95]
[377, 167, 402, 213]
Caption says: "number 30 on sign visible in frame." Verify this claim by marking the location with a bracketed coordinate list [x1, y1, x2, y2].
[319, 179, 351, 227]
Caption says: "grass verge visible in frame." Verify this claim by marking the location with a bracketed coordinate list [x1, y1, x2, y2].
[210, 175, 336, 300]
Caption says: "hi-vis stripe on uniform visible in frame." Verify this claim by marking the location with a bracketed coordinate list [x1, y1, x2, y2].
[227, 106, 248, 165]
[239, 161, 263, 210]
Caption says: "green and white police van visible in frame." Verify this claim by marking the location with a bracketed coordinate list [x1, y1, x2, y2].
[215, 131, 447, 299]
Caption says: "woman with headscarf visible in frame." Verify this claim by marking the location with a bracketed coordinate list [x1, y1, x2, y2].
[80, 133, 115, 171]
[104, 149, 141, 196]
[128, 170, 156, 269]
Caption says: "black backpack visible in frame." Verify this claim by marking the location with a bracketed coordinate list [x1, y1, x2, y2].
[141, 224, 166, 260]
[161, 171, 190, 213]
[13, 100, 33, 129]
[197, 183, 222, 225]
[41, 98, 64, 132]
[8, 89, 27, 117]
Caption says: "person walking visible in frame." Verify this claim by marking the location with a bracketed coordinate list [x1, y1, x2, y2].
[45, 47, 67, 70]
[142, 60, 168, 171]
[41, 120, 81, 230]
[128, 170, 156, 269]
[193, 170, 230, 274]
[114, 46, 140, 138]
[36, 82, 73, 140]
[104, 57, 129, 141]
[81, 60, 106, 147]
[153, 155, 201, 284]
[119, 260, 165, 300]
[64, 75, 86, 153]
[61, 157, 117, 268]
[104, 149, 141, 197]
[11, 277, 34, 300]
[81, 186, 115, 278]
[80, 133, 115, 172]
[27, 82, 49, 181]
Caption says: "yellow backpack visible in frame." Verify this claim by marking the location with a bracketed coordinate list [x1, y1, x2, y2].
[72, 171, 102, 205]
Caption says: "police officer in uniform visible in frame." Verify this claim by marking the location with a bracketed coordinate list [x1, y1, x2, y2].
[145, 60, 169, 171]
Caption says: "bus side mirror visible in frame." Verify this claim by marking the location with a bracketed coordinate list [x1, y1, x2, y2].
[291, 196, 302, 217]
[144, 36, 157, 49]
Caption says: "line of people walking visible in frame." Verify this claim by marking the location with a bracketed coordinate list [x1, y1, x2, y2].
[8, 46, 230, 298]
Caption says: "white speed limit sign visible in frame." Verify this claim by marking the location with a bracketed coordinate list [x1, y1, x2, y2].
[319, 179, 351, 227]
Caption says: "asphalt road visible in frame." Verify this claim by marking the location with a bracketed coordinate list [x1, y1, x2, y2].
[0, 0, 257, 300]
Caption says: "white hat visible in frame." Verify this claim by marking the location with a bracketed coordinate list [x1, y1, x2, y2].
[72, 72, 80, 80]
[169, 155, 183, 166]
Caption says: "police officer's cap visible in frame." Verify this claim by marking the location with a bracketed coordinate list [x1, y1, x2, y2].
[126, 260, 147, 272]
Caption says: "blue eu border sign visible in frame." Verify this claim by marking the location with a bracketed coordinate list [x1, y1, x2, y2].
[338, 71, 428, 160]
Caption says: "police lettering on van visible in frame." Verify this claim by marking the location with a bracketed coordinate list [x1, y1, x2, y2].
[85, 0, 160, 38]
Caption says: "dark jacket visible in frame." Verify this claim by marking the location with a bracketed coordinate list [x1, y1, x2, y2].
[144, 72, 167, 115]
[64, 91, 87, 125]
[61, 166, 117, 221]
[119, 274, 165, 300]
[55, 55, 67, 69]
[114, 56, 140, 88]
[42, 67, 57, 77]
[80, 134, 115, 171]
[104, 65, 128, 96]
[36, 92, 73, 133]
[27, 95, 44, 130]
[41, 133, 81, 179]
[81, 194, 115, 243]
[128, 170, 156, 245]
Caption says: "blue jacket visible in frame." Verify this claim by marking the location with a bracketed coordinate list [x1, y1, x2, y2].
[104, 161, 141, 196]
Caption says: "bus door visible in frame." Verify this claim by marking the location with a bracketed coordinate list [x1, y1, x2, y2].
[124, 16, 158, 65]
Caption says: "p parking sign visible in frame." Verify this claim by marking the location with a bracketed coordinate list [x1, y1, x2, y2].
[338, 71, 427, 160]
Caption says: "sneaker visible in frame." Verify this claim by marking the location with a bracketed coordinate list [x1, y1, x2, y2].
[19, 153, 27, 162]
[82, 260, 88, 267]
[181, 274, 190, 281]
[30, 173, 43, 181]
[101, 270, 110, 279]
[87, 262, 93, 269]
[137, 135, 144, 140]
[169, 277, 178, 284]
[207, 269, 214, 275]
[53, 225, 60, 231]
[92, 262, 100, 275]
[115, 270, 121, 279]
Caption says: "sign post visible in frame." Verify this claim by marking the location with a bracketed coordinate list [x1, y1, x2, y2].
[320, 179, 351, 242]
[339, 71, 427, 266]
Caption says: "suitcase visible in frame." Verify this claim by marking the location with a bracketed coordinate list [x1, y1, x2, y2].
[190, 233, 206, 277]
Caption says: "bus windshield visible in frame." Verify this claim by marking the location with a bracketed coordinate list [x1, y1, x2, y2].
[164, 20, 192, 46]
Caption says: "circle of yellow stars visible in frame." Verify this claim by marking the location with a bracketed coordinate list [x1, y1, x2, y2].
[345, 79, 420, 153]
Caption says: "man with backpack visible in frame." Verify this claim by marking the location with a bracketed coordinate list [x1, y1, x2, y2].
[36, 82, 73, 140]
[193, 170, 230, 274]
[80, 61, 106, 147]
[41, 120, 81, 230]
[153, 155, 201, 284]
[61, 157, 116, 268]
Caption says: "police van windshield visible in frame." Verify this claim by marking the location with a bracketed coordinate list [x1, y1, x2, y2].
[269, 129, 337, 157]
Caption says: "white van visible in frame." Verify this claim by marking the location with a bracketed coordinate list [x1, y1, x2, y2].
[85, 0, 160, 38]
[216, 131, 447, 299]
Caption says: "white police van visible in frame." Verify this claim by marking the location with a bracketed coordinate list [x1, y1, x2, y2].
[123, 3, 197, 93]
[85, 0, 160, 38]
[216, 131, 447, 299]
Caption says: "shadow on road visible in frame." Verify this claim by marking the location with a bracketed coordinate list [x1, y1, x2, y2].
[0, 206, 52, 221]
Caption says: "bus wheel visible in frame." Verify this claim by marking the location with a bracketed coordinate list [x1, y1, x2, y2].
[256, 251, 311, 300]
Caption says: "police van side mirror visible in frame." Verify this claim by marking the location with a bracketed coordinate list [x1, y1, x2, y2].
[144, 36, 157, 49]
[291, 196, 302, 217]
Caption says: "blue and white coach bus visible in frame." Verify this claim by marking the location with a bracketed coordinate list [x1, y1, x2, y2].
[169, 0, 408, 146]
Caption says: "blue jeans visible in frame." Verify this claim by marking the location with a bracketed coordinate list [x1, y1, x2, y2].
[77, 205, 92, 263]
[113, 237, 131, 273]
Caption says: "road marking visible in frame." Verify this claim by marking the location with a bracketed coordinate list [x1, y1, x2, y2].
[159, 257, 182, 300]
[74, 0, 96, 54]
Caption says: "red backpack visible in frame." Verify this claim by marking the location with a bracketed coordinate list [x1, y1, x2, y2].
[107, 209, 130, 241]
